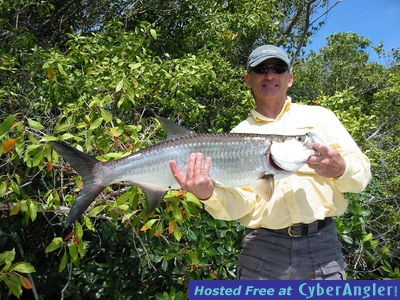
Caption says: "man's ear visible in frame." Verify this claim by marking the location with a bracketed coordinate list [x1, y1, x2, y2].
[287, 72, 294, 88]
[244, 73, 252, 89]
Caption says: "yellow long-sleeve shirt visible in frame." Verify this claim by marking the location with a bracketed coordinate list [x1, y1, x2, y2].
[202, 98, 372, 229]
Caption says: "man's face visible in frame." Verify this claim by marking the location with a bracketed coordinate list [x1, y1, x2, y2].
[244, 59, 294, 103]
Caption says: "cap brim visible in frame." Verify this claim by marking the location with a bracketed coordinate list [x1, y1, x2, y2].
[248, 56, 290, 69]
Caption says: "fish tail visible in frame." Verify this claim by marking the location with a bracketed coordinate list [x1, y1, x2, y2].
[50, 142, 105, 227]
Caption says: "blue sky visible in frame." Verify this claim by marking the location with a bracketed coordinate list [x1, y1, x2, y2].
[306, 0, 400, 64]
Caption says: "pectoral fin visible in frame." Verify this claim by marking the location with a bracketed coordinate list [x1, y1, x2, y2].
[253, 175, 275, 200]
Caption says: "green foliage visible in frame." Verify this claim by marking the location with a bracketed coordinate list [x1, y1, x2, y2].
[316, 88, 376, 142]
[293, 33, 387, 104]
[122, 0, 327, 67]
[0, 249, 35, 297]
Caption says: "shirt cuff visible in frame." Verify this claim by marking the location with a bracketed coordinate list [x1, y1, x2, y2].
[199, 188, 226, 211]
[200, 189, 218, 203]
[333, 158, 352, 182]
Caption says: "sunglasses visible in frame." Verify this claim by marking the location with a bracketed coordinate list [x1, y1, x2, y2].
[250, 63, 289, 74]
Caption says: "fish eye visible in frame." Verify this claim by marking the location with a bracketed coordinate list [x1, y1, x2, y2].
[297, 136, 306, 142]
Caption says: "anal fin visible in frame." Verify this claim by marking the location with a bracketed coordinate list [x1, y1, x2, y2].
[137, 183, 169, 213]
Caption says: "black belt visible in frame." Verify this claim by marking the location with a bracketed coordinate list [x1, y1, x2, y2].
[261, 218, 333, 238]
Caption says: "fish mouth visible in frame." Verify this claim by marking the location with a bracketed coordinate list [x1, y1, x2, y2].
[269, 139, 314, 172]
[269, 153, 285, 171]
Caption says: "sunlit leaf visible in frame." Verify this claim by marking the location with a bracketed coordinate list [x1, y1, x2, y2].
[89, 118, 103, 130]
[68, 243, 78, 262]
[20, 276, 33, 289]
[100, 108, 113, 123]
[172, 207, 184, 224]
[110, 128, 119, 137]
[150, 29, 157, 40]
[88, 204, 107, 217]
[362, 232, 373, 242]
[57, 63, 68, 77]
[58, 251, 68, 272]
[46, 69, 55, 79]
[46, 162, 54, 171]
[29, 201, 37, 222]
[74, 222, 83, 241]
[0, 115, 16, 136]
[154, 222, 164, 237]
[0, 181, 7, 196]
[83, 215, 95, 231]
[140, 219, 158, 231]
[115, 79, 124, 92]
[173, 226, 182, 241]
[4, 274, 23, 297]
[2, 138, 17, 153]
[168, 220, 175, 235]
[341, 234, 353, 245]
[27, 119, 44, 130]
[54, 122, 72, 133]
[45, 237, 63, 253]
[12, 262, 36, 273]
[0, 250, 16, 266]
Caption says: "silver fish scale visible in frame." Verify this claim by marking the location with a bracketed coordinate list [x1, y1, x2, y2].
[103, 134, 272, 189]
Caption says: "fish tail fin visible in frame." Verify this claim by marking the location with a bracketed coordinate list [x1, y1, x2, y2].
[50, 142, 105, 227]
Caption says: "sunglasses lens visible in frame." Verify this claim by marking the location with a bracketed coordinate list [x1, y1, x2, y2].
[273, 65, 288, 73]
[252, 64, 288, 74]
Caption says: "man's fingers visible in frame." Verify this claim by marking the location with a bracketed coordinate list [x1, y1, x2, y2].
[169, 160, 186, 186]
[312, 143, 329, 156]
[202, 156, 212, 175]
[186, 153, 197, 177]
[169, 160, 178, 173]
[194, 153, 203, 171]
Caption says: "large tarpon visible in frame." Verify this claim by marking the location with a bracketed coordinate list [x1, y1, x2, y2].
[50, 117, 318, 227]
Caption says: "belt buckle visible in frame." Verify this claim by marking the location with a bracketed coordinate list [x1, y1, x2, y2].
[287, 224, 302, 238]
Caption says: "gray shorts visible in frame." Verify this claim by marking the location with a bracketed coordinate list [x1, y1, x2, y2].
[237, 220, 347, 280]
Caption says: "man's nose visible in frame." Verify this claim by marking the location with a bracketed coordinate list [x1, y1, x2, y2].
[263, 69, 276, 78]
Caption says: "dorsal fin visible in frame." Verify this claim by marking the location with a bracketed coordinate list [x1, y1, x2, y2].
[157, 117, 193, 139]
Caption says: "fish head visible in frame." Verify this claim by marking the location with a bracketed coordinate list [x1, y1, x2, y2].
[269, 134, 316, 172]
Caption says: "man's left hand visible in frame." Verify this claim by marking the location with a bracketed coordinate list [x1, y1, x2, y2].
[307, 143, 346, 178]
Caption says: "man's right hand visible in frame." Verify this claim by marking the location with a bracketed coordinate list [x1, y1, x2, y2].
[169, 153, 214, 200]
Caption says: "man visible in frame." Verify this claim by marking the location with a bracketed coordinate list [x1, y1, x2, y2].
[169, 45, 371, 280]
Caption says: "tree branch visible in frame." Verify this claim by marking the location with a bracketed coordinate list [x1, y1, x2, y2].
[366, 121, 387, 140]
[291, 0, 315, 64]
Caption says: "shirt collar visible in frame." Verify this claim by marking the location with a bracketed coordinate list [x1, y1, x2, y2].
[251, 97, 292, 123]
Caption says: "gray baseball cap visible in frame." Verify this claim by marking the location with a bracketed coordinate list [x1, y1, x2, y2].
[247, 45, 291, 69]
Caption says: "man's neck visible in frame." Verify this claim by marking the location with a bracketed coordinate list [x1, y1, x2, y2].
[255, 98, 287, 119]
